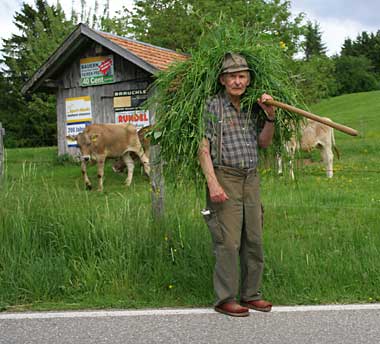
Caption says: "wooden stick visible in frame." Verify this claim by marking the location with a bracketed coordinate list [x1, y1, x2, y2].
[264, 99, 359, 137]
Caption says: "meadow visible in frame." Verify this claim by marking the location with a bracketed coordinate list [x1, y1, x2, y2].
[0, 91, 379, 311]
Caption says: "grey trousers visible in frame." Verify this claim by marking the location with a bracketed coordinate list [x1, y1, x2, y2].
[204, 166, 264, 306]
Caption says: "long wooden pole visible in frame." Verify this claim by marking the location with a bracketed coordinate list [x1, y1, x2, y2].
[264, 99, 358, 136]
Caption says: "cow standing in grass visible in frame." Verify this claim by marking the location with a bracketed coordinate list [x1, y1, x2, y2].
[68, 123, 150, 191]
[112, 125, 151, 174]
[278, 118, 339, 179]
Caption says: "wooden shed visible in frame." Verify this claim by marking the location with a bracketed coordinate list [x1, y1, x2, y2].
[22, 23, 188, 156]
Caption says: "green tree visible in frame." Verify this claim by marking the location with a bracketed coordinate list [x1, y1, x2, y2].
[2, 0, 74, 84]
[97, 4, 132, 36]
[124, 0, 305, 54]
[291, 56, 336, 104]
[341, 38, 354, 56]
[341, 31, 380, 75]
[0, 74, 24, 147]
[0, 0, 74, 147]
[304, 20, 326, 61]
[334, 55, 379, 95]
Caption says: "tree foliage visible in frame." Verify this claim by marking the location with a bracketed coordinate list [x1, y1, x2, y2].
[0, 0, 75, 147]
[291, 56, 336, 104]
[126, 0, 305, 54]
[341, 31, 380, 76]
[334, 55, 379, 95]
[2, 0, 74, 84]
[333, 30, 380, 95]
[303, 20, 326, 61]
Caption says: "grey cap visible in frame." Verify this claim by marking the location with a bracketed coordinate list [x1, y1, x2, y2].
[220, 53, 250, 74]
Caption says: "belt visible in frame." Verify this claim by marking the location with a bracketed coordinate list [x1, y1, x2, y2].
[214, 165, 257, 177]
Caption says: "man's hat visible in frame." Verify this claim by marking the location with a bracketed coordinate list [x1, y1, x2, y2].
[220, 53, 250, 74]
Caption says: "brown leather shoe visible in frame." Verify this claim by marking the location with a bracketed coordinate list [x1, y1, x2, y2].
[240, 299, 272, 312]
[214, 301, 249, 317]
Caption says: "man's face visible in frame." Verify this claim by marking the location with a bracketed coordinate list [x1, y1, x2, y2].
[219, 71, 250, 98]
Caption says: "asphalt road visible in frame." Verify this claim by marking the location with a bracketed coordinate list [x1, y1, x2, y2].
[1, 304, 380, 344]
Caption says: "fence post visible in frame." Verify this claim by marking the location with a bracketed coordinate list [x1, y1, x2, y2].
[0, 122, 4, 183]
[148, 100, 165, 220]
[150, 144, 165, 219]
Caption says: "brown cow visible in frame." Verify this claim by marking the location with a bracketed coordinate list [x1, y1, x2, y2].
[112, 125, 151, 173]
[68, 123, 150, 191]
[277, 118, 339, 179]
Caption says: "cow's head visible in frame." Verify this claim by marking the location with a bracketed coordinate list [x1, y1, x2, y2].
[77, 132, 98, 162]
[66, 132, 95, 162]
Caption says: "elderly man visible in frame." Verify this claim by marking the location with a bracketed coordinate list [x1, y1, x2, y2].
[198, 53, 276, 317]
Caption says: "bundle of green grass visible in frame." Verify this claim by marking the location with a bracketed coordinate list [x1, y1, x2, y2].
[147, 22, 302, 184]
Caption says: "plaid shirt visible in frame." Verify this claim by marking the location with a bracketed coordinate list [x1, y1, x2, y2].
[204, 90, 262, 169]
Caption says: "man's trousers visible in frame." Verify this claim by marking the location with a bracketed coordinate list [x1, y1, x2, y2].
[203, 165, 264, 306]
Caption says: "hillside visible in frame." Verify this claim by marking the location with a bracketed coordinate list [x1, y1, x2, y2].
[310, 90, 380, 163]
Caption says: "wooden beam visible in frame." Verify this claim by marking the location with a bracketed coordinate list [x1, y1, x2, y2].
[264, 99, 359, 136]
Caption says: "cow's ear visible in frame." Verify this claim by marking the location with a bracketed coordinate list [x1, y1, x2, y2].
[90, 134, 98, 143]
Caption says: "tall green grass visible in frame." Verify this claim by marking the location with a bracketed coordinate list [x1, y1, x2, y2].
[0, 91, 379, 311]
[0, 153, 213, 310]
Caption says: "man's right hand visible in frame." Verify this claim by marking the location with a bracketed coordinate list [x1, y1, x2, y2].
[208, 181, 229, 203]
[198, 137, 229, 203]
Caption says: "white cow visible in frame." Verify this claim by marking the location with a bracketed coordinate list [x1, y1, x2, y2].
[277, 118, 339, 179]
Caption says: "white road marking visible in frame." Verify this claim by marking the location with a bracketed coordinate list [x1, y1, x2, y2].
[1, 304, 380, 320]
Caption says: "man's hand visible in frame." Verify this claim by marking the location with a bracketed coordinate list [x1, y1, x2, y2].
[257, 93, 276, 119]
[208, 180, 229, 203]
[198, 137, 228, 203]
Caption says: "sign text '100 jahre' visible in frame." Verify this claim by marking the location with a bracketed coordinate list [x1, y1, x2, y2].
[67, 125, 85, 134]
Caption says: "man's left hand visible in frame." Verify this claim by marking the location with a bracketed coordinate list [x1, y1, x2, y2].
[257, 93, 276, 119]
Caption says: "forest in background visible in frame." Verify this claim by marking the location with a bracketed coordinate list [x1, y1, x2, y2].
[1, 0, 379, 147]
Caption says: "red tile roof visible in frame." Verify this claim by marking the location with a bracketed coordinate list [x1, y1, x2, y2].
[100, 32, 189, 71]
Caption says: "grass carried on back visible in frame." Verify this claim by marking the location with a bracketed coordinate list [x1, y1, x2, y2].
[146, 21, 303, 186]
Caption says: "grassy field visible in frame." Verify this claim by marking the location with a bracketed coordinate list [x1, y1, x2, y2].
[0, 91, 379, 311]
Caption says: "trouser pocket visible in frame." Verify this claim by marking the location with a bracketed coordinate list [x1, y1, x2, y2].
[201, 209, 224, 244]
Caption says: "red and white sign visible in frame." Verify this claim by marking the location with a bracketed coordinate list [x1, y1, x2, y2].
[115, 109, 150, 129]
[98, 58, 113, 75]
[80, 55, 114, 86]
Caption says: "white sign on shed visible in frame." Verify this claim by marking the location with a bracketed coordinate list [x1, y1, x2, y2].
[65, 96, 92, 147]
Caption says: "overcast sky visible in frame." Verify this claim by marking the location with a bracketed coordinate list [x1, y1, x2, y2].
[0, 0, 379, 56]
[291, 0, 379, 55]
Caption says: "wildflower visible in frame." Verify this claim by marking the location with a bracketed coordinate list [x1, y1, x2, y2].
[280, 41, 287, 49]
[168, 284, 174, 289]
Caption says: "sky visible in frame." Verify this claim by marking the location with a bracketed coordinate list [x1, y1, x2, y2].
[291, 0, 379, 55]
[0, 0, 379, 56]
